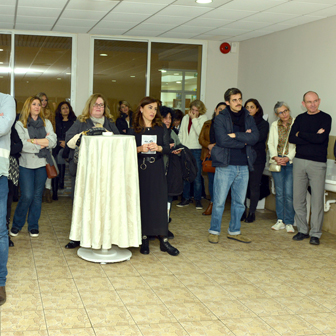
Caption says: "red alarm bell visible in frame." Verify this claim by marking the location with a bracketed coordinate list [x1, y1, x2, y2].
[220, 42, 231, 54]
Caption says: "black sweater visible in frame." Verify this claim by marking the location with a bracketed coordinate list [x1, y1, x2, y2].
[289, 111, 332, 163]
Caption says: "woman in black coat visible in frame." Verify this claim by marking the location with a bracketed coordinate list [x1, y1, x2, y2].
[116, 100, 133, 134]
[243, 99, 269, 222]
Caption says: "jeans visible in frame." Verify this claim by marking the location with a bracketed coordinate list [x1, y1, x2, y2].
[208, 172, 215, 202]
[12, 166, 47, 232]
[182, 149, 202, 201]
[272, 161, 294, 225]
[0, 176, 9, 286]
[209, 165, 249, 235]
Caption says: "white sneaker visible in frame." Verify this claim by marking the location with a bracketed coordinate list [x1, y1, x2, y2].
[286, 224, 295, 233]
[272, 220, 285, 230]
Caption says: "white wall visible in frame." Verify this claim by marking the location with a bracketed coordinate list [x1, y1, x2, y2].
[203, 41, 239, 118]
[238, 16, 336, 135]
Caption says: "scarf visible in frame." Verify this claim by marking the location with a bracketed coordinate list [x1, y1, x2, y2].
[90, 116, 105, 127]
[27, 117, 53, 165]
[228, 106, 245, 132]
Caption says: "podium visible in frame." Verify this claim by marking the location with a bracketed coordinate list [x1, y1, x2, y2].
[69, 134, 142, 263]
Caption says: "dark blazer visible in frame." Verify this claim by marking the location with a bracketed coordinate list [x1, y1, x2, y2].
[253, 116, 269, 165]
[211, 107, 259, 171]
[116, 112, 133, 134]
[10, 124, 23, 159]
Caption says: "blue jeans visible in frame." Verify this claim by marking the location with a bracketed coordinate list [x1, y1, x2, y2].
[12, 166, 47, 232]
[183, 149, 202, 201]
[208, 172, 215, 202]
[0, 176, 9, 286]
[272, 161, 294, 225]
[209, 165, 249, 235]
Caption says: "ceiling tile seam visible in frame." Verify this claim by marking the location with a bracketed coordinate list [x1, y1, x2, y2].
[51, 0, 71, 31]
[87, 1, 124, 34]
[13, 0, 19, 29]
[182, 0, 299, 39]
[120, 0, 179, 35]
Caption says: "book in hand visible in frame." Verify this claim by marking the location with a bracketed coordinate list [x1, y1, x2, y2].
[141, 135, 157, 154]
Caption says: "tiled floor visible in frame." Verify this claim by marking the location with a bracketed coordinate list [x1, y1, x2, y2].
[1, 197, 336, 336]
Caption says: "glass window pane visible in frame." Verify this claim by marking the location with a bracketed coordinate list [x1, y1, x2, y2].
[93, 40, 148, 119]
[0, 34, 11, 95]
[14, 35, 72, 113]
[150, 42, 202, 112]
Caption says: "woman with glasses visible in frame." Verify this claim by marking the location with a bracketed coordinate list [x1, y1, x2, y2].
[64, 94, 119, 248]
[268, 102, 296, 233]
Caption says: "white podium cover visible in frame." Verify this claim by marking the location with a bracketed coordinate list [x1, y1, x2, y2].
[69, 135, 142, 249]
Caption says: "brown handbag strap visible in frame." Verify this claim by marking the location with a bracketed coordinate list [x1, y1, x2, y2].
[202, 153, 211, 164]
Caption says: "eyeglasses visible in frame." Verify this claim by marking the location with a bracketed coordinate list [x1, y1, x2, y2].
[278, 109, 289, 116]
[93, 103, 104, 108]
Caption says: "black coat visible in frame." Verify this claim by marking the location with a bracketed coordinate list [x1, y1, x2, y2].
[252, 115, 269, 165]
[116, 112, 133, 134]
[10, 124, 23, 159]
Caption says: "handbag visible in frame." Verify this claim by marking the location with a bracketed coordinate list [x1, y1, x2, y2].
[202, 153, 215, 173]
[269, 129, 291, 173]
[46, 156, 59, 179]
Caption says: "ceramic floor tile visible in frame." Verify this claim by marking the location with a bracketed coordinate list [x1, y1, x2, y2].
[117, 288, 162, 306]
[299, 313, 336, 334]
[47, 328, 95, 335]
[69, 264, 106, 279]
[35, 266, 72, 279]
[261, 314, 322, 335]
[186, 285, 235, 302]
[0, 310, 47, 332]
[38, 279, 78, 293]
[309, 295, 336, 311]
[80, 290, 124, 307]
[85, 306, 135, 327]
[102, 262, 140, 277]
[1, 293, 43, 311]
[108, 276, 150, 290]
[127, 304, 178, 324]
[142, 274, 184, 289]
[5, 280, 39, 295]
[0, 331, 48, 336]
[164, 302, 217, 322]
[41, 292, 84, 310]
[181, 320, 234, 336]
[94, 325, 142, 335]
[222, 284, 269, 299]
[275, 297, 331, 314]
[221, 317, 280, 336]
[153, 286, 200, 304]
[44, 308, 91, 330]
[240, 298, 292, 316]
[74, 277, 114, 292]
[137, 322, 189, 336]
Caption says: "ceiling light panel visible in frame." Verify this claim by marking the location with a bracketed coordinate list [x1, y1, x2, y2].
[174, 0, 231, 7]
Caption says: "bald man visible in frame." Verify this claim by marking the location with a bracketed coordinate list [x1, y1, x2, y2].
[289, 91, 332, 245]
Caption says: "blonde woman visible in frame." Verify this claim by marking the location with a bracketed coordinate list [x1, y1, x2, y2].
[10, 96, 56, 238]
[177, 100, 208, 210]
[64, 93, 119, 248]
[268, 101, 296, 233]
[37, 92, 55, 202]
[116, 100, 133, 134]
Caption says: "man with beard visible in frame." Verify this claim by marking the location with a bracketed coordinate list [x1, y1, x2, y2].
[208, 88, 259, 244]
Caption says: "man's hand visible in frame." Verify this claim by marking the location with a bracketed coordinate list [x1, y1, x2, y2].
[317, 128, 325, 134]
[228, 133, 236, 138]
[246, 129, 251, 133]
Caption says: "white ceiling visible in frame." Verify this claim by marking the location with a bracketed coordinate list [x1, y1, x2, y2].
[0, 0, 336, 41]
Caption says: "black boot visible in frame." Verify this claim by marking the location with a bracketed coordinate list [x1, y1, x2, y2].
[159, 237, 179, 256]
[168, 230, 174, 239]
[140, 236, 149, 254]
[6, 220, 14, 247]
[52, 177, 58, 200]
[245, 212, 255, 223]
[58, 164, 66, 189]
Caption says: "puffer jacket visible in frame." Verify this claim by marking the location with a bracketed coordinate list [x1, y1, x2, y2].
[211, 107, 259, 171]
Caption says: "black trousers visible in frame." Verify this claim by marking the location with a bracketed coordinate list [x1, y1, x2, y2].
[247, 163, 265, 214]
[6, 179, 14, 224]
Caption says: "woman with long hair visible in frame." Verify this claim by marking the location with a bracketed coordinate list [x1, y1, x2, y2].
[52, 101, 77, 200]
[242, 99, 269, 222]
[128, 97, 179, 256]
[116, 100, 133, 134]
[10, 96, 56, 238]
[36, 92, 55, 203]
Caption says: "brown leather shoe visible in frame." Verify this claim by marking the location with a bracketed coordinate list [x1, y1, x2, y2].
[202, 202, 213, 216]
[0, 286, 6, 306]
[45, 188, 52, 203]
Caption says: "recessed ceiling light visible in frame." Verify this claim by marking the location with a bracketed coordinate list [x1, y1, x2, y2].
[57, 78, 62, 80]
[112, 80, 116, 82]
[100, 53, 108, 56]
[66, 72, 71, 75]
[130, 75, 135, 78]
[196, 0, 212, 3]
[0, 49, 3, 51]
[174, 73, 179, 75]
[0, 62, 3, 64]
[176, 81, 181, 83]
[159, 69, 167, 73]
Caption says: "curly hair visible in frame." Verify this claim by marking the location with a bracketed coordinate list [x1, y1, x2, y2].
[133, 97, 162, 133]
[55, 101, 77, 122]
[19, 96, 45, 128]
[190, 99, 207, 115]
[78, 93, 114, 122]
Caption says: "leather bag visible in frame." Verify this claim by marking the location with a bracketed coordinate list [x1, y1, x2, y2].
[202, 154, 215, 173]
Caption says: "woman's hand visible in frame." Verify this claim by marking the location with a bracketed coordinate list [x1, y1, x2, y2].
[148, 142, 162, 152]
[60, 140, 65, 148]
[138, 144, 149, 153]
[170, 143, 175, 149]
[273, 156, 288, 166]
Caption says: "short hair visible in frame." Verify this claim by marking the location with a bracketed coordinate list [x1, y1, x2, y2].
[273, 101, 290, 115]
[224, 88, 242, 102]
[189, 99, 207, 115]
[133, 96, 162, 133]
[244, 98, 264, 118]
[174, 109, 183, 121]
[55, 101, 77, 122]
[303, 91, 319, 102]
[19, 96, 45, 128]
[78, 93, 114, 122]
[215, 102, 226, 110]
